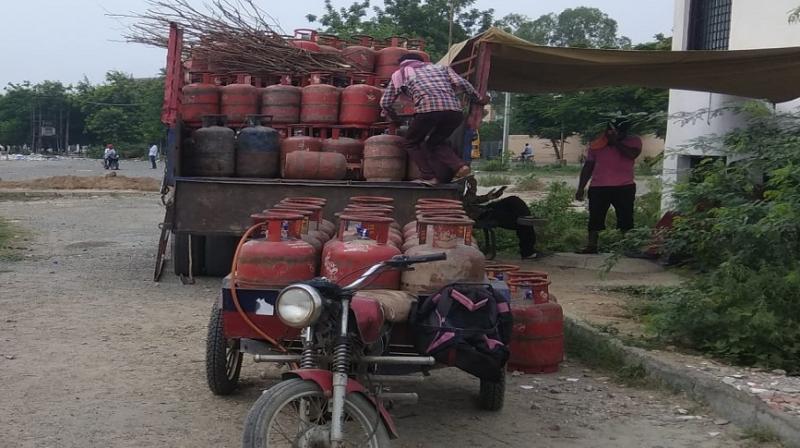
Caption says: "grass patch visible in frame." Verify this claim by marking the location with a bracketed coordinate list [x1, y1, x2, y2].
[0, 218, 27, 261]
[512, 174, 543, 192]
[740, 427, 782, 446]
[478, 174, 512, 187]
[518, 163, 582, 175]
[476, 157, 511, 172]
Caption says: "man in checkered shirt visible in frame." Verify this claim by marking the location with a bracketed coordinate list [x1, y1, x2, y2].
[381, 53, 488, 184]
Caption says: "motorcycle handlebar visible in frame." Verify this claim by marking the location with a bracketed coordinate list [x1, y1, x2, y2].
[341, 253, 447, 292]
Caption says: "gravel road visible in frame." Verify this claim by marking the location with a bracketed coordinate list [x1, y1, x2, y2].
[0, 194, 765, 448]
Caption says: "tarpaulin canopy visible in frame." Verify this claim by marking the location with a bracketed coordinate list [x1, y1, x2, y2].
[442, 27, 800, 103]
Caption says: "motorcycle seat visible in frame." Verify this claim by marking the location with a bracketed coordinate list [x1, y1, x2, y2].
[354, 290, 417, 323]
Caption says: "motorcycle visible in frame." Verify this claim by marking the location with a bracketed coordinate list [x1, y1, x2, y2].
[239, 253, 505, 448]
[104, 154, 120, 170]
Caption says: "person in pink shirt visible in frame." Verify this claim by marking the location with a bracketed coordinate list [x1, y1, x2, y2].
[575, 120, 642, 254]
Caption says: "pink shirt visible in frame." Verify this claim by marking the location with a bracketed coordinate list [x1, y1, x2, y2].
[586, 136, 641, 187]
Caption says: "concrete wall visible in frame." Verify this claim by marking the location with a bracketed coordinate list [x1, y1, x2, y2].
[662, 0, 800, 209]
[505, 134, 665, 165]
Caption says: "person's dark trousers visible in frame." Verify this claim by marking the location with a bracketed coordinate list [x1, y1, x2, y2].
[587, 184, 636, 232]
[150, 155, 157, 169]
[482, 196, 537, 258]
[404, 110, 466, 181]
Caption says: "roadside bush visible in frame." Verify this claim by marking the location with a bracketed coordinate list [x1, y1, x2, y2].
[615, 105, 800, 372]
[85, 142, 148, 159]
[529, 182, 587, 252]
[477, 152, 511, 172]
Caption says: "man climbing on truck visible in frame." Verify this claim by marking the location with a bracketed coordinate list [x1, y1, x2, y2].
[380, 53, 488, 185]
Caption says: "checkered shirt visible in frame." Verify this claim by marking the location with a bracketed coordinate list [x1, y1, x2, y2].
[380, 64, 481, 115]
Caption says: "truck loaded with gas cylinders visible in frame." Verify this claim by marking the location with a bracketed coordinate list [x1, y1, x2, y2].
[155, 27, 485, 279]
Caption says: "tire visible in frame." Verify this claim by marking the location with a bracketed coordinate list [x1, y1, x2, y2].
[478, 373, 506, 411]
[206, 303, 243, 395]
[242, 379, 391, 448]
[172, 232, 203, 276]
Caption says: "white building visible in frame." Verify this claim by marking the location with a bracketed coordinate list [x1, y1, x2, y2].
[662, 0, 800, 209]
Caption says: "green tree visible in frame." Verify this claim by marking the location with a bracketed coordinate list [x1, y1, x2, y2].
[498, 9, 670, 160]
[496, 7, 630, 48]
[307, 0, 494, 60]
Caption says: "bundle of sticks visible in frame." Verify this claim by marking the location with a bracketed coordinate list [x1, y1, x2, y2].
[113, 0, 349, 76]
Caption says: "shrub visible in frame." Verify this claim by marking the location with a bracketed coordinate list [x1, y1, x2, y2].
[529, 182, 587, 252]
[612, 105, 800, 372]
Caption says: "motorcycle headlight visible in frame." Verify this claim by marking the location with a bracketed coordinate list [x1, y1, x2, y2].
[276, 284, 323, 328]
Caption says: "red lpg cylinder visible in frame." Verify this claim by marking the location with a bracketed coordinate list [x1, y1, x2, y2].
[280, 136, 322, 177]
[375, 38, 410, 79]
[485, 264, 521, 281]
[221, 73, 259, 125]
[236, 212, 317, 288]
[273, 203, 330, 243]
[339, 206, 402, 247]
[340, 76, 383, 126]
[266, 207, 324, 256]
[317, 34, 342, 54]
[508, 301, 564, 374]
[322, 215, 401, 289]
[401, 216, 485, 294]
[262, 75, 301, 125]
[349, 196, 394, 206]
[291, 29, 321, 52]
[284, 151, 347, 180]
[322, 136, 364, 165]
[301, 74, 340, 124]
[508, 278, 552, 304]
[281, 197, 335, 237]
[406, 38, 431, 62]
[342, 35, 377, 73]
[363, 134, 407, 181]
[181, 73, 220, 126]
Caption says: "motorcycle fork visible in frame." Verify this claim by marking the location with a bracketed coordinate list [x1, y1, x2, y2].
[330, 298, 351, 445]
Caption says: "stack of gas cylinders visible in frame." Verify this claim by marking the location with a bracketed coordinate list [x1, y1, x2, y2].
[234, 196, 485, 294]
[486, 264, 565, 374]
[181, 31, 429, 182]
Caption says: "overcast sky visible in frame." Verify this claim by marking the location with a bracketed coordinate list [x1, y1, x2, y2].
[0, 0, 674, 88]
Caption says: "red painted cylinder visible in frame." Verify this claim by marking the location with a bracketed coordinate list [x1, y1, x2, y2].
[407, 38, 430, 62]
[317, 34, 342, 54]
[485, 264, 521, 281]
[236, 212, 317, 288]
[291, 29, 321, 52]
[340, 81, 383, 126]
[301, 75, 340, 124]
[363, 135, 407, 181]
[272, 202, 331, 242]
[401, 216, 485, 293]
[266, 207, 324, 256]
[181, 73, 220, 126]
[375, 44, 410, 79]
[342, 46, 377, 73]
[322, 136, 364, 164]
[284, 151, 347, 180]
[508, 302, 564, 374]
[281, 197, 335, 237]
[349, 196, 395, 206]
[508, 278, 552, 304]
[221, 74, 259, 125]
[280, 136, 322, 177]
[262, 76, 301, 124]
[322, 215, 401, 289]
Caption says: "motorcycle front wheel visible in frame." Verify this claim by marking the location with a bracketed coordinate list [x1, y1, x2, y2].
[242, 378, 391, 448]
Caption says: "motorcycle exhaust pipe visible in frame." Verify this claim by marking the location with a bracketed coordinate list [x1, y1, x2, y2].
[367, 375, 426, 384]
[380, 392, 419, 406]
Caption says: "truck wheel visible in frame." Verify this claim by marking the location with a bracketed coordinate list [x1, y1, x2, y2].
[478, 373, 506, 411]
[172, 232, 203, 276]
[206, 303, 242, 395]
[242, 379, 391, 448]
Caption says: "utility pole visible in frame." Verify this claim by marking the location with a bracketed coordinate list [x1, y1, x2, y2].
[448, 0, 456, 50]
[501, 92, 511, 158]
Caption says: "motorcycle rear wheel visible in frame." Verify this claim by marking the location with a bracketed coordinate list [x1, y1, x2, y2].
[478, 373, 506, 411]
[242, 378, 391, 448]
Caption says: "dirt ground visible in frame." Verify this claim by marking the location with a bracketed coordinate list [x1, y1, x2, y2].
[0, 191, 773, 447]
[0, 158, 163, 182]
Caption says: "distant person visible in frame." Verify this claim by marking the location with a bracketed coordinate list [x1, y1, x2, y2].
[148, 144, 159, 169]
[574, 120, 642, 254]
[463, 176, 538, 259]
[103, 144, 113, 158]
[520, 143, 533, 161]
[380, 53, 489, 185]
[103, 144, 116, 169]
